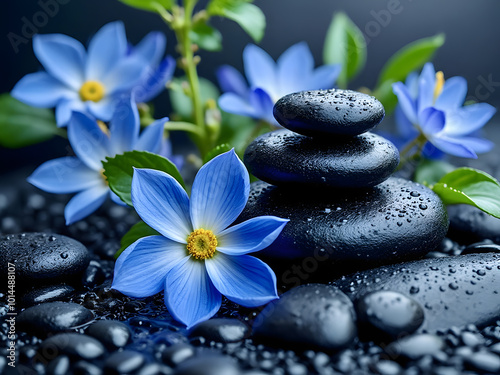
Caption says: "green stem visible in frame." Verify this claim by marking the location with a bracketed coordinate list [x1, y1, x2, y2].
[164, 121, 203, 135]
[397, 132, 428, 171]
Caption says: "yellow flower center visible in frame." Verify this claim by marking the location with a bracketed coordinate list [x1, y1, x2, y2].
[79, 80, 105, 102]
[433, 71, 445, 103]
[187, 228, 217, 260]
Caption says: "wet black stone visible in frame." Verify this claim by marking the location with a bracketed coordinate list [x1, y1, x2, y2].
[333, 253, 500, 332]
[40, 333, 105, 360]
[0, 232, 90, 290]
[18, 302, 94, 337]
[82, 260, 106, 288]
[386, 334, 445, 361]
[238, 178, 448, 269]
[273, 89, 385, 137]
[46, 355, 70, 375]
[448, 204, 500, 244]
[87, 320, 131, 350]
[137, 363, 174, 375]
[464, 350, 500, 373]
[356, 290, 424, 340]
[462, 240, 500, 255]
[188, 318, 250, 343]
[20, 284, 75, 307]
[161, 343, 195, 367]
[370, 360, 402, 375]
[253, 284, 357, 351]
[73, 360, 103, 375]
[244, 130, 398, 188]
[174, 355, 241, 375]
[104, 350, 145, 374]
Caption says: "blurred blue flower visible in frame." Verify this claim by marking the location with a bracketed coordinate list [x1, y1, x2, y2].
[392, 63, 496, 159]
[28, 98, 167, 225]
[112, 150, 288, 328]
[217, 42, 341, 124]
[12, 21, 175, 127]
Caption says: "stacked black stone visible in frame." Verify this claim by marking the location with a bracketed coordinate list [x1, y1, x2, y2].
[240, 89, 449, 269]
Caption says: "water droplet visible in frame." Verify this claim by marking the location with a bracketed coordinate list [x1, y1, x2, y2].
[409, 286, 420, 294]
[60, 252, 68, 259]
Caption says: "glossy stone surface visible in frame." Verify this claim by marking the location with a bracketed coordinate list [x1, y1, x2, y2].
[237, 178, 448, 265]
[104, 350, 145, 374]
[18, 302, 94, 337]
[174, 355, 241, 375]
[0, 232, 90, 290]
[273, 89, 385, 137]
[189, 318, 250, 343]
[385, 334, 445, 361]
[40, 333, 105, 360]
[253, 284, 357, 351]
[448, 204, 500, 244]
[20, 284, 75, 307]
[87, 320, 131, 350]
[245, 130, 399, 188]
[333, 253, 500, 332]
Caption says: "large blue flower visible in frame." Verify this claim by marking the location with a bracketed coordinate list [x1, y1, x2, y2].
[112, 150, 288, 328]
[217, 42, 341, 124]
[12, 21, 175, 127]
[28, 98, 167, 225]
[392, 63, 496, 159]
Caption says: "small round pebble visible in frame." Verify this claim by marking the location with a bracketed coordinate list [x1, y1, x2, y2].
[20, 284, 75, 307]
[464, 350, 500, 373]
[161, 343, 195, 367]
[188, 318, 250, 343]
[40, 333, 105, 360]
[87, 320, 131, 350]
[174, 355, 241, 375]
[46, 355, 70, 375]
[386, 334, 445, 361]
[104, 350, 146, 374]
[73, 360, 103, 375]
[273, 89, 385, 137]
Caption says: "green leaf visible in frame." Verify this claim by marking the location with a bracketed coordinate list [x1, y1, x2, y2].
[118, 0, 173, 12]
[208, 1, 265, 43]
[203, 143, 232, 163]
[115, 221, 160, 259]
[432, 167, 500, 218]
[103, 150, 185, 206]
[217, 112, 256, 154]
[190, 23, 222, 52]
[375, 33, 445, 89]
[0, 93, 63, 148]
[169, 77, 220, 121]
[414, 158, 456, 186]
[323, 12, 366, 89]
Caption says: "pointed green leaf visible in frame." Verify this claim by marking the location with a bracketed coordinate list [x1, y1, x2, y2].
[414, 158, 456, 187]
[103, 150, 185, 206]
[118, 0, 173, 12]
[208, 2, 265, 42]
[375, 33, 445, 89]
[190, 23, 223, 51]
[203, 143, 232, 164]
[116, 221, 160, 259]
[0, 93, 63, 148]
[323, 12, 366, 89]
[432, 167, 500, 218]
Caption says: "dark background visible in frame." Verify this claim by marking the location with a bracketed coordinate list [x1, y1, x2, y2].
[1, 0, 500, 172]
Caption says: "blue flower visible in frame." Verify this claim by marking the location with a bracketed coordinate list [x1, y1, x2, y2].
[12, 21, 175, 127]
[392, 63, 496, 159]
[28, 98, 167, 225]
[217, 42, 341, 124]
[111, 150, 288, 328]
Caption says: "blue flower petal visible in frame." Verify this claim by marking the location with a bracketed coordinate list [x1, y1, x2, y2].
[444, 103, 496, 136]
[405, 72, 419, 98]
[112, 235, 186, 298]
[417, 62, 436, 111]
[86, 97, 115, 122]
[55, 99, 86, 127]
[67, 112, 111, 171]
[393, 82, 418, 124]
[216, 65, 248, 97]
[277, 42, 313, 94]
[108, 97, 139, 154]
[249, 88, 276, 124]
[394, 105, 418, 140]
[86, 21, 127, 80]
[131, 168, 192, 243]
[136, 118, 166, 153]
[190, 150, 249, 234]
[418, 107, 445, 135]
[218, 92, 257, 118]
[309, 64, 342, 90]
[110, 191, 128, 206]
[243, 44, 277, 94]
[217, 216, 288, 255]
[33, 34, 86, 90]
[64, 184, 109, 225]
[131, 31, 166, 67]
[11, 72, 75, 108]
[133, 56, 176, 103]
[435, 76, 467, 112]
[103, 59, 148, 94]
[165, 257, 221, 328]
[429, 135, 477, 159]
[455, 136, 494, 154]
[205, 253, 278, 307]
[28, 157, 101, 193]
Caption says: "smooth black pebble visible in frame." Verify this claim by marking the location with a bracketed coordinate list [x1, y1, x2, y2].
[189, 318, 250, 343]
[40, 333, 105, 360]
[104, 350, 145, 374]
[174, 355, 241, 375]
[20, 284, 75, 307]
[385, 334, 445, 361]
[87, 320, 131, 350]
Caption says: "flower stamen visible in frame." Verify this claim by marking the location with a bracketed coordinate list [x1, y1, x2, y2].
[433, 71, 445, 103]
[187, 229, 217, 260]
[79, 80, 106, 102]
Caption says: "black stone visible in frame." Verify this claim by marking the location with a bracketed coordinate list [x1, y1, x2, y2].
[137, 363, 174, 375]
[46, 355, 70, 375]
[244, 130, 399, 188]
[161, 343, 195, 367]
[73, 360, 103, 375]
[253, 284, 357, 351]
[18, 302, 94, 337]
[448, 204, 500, 244]
[333, 253, 500, 332]
[356, 290, 424, 340]
[20, 284, 75, 307]
[462, 240, 500, 255]
[104, 350, 145, 374]
[237, 178, 448, 268]
[82, 260, 106, 288]
[464, 350, 500, 373]
[189, 318, 250, 343]
[273, 89, 385, 137]
[0, 232, 90, 290]
[385, 334, 445, 361]
[40, 333, 105, 360]
[174, 355, 241, 375]
[87, 320, 131, 350]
